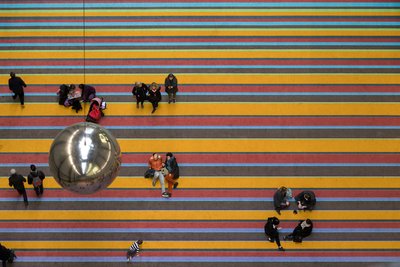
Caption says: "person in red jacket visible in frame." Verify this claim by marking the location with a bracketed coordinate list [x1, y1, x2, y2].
[148, 153, 169, 198]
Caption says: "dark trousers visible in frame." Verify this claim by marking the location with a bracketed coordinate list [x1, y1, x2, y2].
[167, 92, 176, 102]
[136, 97, 145, 105]
[34, 185, 44, 196]
[2, 259, 6, 267]
[16, 188, 28, 203]
[267, 234, 281, 247]
[151, 101, 159, 109]
[12, 91, 24, 105]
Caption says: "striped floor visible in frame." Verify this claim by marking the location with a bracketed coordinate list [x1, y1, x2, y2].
[1, 0, 400, 266]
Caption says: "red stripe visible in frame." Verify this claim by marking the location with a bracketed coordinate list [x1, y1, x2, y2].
[4, 116, 400, 127]
[6, 18, 400, 23]
[1, 221, 399, 229]
[14, 251, 400, 257]
[2, 153, 400, 164]
[2, 189, 399, 198]
[1, 59, 399, 66]
[2, 84, 400, 93]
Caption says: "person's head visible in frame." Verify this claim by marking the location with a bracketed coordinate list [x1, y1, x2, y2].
[151, 82, 158, 91]
[10, 72, 16, 78]
[135, 81, 142, 87]
[166, 152, 173, 159]
[10, 169, 16, 175]
[168, 73, 174, 80]
[305, 219, 312, 225]
[137, 240, 143, 245]
[70, 84, 76, 90]
[30, 164, 37, 172]
[78, 84, 84, 89]
[279, 186, 287, 192]
[152, 153, 159, 159]
[272, 217, 280, 225]
[304, 193, 310, 200]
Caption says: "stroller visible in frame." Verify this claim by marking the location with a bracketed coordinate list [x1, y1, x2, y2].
[86, 97, 106, 123]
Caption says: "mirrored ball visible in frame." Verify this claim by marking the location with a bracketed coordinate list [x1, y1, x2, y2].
[48, 122, 121, 194]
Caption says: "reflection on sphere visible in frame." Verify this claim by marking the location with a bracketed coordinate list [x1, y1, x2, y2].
[48, 122, 121, 194]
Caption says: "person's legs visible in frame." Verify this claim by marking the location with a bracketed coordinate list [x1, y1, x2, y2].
[159, 173, 165, 193]
[136, 98, 140, 108]
[18, 92, 24, 105]
[152, 171, 160, 187]
[168, 92, 172, 103]
[165, 173, 175, 193]
[173, 92, 176, 103]
[17, 188, 28, 205]
[39, 184, 44, 195]
[34, 186, 40, 197]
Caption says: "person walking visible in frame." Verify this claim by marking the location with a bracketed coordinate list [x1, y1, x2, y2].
[293, 190, 316, 214]
[165, 73, 178, 104]
[148, 82, 161, 114]
[126, 240, 143, 263]
[273, 186, 292, 215]
[8, 169, 28, 206]
[264, 217, 285, 251]
[132, 82, 149, 108]
[284, 219, 313, 243]
[148, 153, 169, 198]
[164, 152, 180, 197]
[27, 164, 46, 197]
[8, 72, 27, 106]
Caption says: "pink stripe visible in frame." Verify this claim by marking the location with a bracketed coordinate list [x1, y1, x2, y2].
[2, 153, 400, 164]
[5, 18, 400, 23]
[3, 189, 399, 198]
[14, 251, 400, 257]
[2, 84, 400, 93]
[3, 116, 400, 127]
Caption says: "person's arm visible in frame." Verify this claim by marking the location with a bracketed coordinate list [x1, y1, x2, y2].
[20, 78, 27, 87]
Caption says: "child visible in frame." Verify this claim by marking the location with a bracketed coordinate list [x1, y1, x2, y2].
[126, 240, 143, 263]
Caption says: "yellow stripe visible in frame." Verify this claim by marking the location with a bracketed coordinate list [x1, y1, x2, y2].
[1, 9, 399, 17]
[1, 176, 399, 189]
[0, 210, 399, 221]
[2, 49, 400, 59]
[3, 240, 400, 250]
[4, 138, 400, 153]
[2, 102, 400, 116]
[2, 138, 400, 153]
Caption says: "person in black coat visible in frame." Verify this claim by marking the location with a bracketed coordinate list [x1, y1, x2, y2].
[273, 186, 292, 215]
[284, 219, 313, 243]
[27, 164, 46, 197]
[293, 190, 316, 214]
[0, 243, 16, 267]
[148, 82, 162, 114]
[79, 84, 96, 102]
[8, 72, 27, 106]
[132, 82, 149, 108]
[164, 152, 180, 197]
[165, 73, 178, 104]
[264, 217, 285, 251]
[8, 169, 28, 206]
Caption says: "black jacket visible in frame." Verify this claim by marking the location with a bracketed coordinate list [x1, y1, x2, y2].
[28, 170, 46, 185]
[132, 84, 149, 100]
[165, 156, 180, 178]
[9, 173, 26, 191]
[165, 75, 178, 93]
[292, 220, 313, 238]
[273, 188, 287, 209]
[295, 191, 316, 210]
[81, 85, 96, 102]
[8, 76, 27, 94]
[148, 87, 161, 103]
[0, 244, 11, 261]
[264, 217, 279, 238]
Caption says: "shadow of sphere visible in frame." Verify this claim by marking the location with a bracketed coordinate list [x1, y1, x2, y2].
[48, 122, 121, 194]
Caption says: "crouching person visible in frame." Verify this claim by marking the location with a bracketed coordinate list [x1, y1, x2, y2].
[126, 240, 143, 263]
[284, 219, 313, 243]
[264, 217, 285, 251]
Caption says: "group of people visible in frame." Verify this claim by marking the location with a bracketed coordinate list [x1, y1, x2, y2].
[265, 186, 317, 251]
[8, 165, 46, 207]
[146, 152, 180, 198]
[132, 73, 178, 114]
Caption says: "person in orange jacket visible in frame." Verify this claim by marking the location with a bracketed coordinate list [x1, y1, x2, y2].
[148, 153, 169, 198]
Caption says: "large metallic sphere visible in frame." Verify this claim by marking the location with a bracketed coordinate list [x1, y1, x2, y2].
[48, 122, 121, 194]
